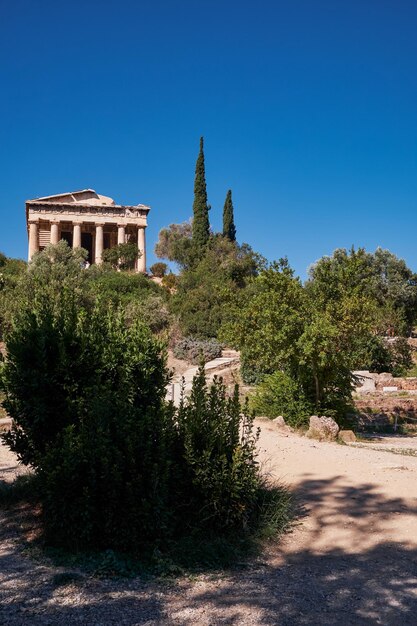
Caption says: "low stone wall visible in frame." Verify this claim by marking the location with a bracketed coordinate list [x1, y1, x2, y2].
[353, 393, 417, 432]
[354, 370, 417, 393]
[355, 394, 417, 417]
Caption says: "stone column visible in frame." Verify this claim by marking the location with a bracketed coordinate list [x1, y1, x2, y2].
[117, 224, 125, 245]
[73, 222, 82, 248]
[137, 226, 146, 273]
[95, 224, 104, 265]
[50, 221, 60, 245]
[28, 221, 39, 261]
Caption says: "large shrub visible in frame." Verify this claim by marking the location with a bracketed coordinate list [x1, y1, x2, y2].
[1, 296, 173, 550]
[85, 265, 162, 308]
[124, 295, 171, 334]
[250, 371, 312, 427]
[173, 368, 260, 533]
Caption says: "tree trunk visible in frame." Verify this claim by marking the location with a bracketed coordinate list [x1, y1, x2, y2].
[314, 370, 321, 407]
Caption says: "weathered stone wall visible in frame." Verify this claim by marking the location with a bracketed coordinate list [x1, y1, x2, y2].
[354, 370, 417, 392]
[355, 394, 417, 418]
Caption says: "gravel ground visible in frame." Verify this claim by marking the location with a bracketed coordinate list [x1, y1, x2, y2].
[1, 422, 417, 625]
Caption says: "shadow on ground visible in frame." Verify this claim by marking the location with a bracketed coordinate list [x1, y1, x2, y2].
[191, 476, 417, 625]
[0, 476, 416, 625]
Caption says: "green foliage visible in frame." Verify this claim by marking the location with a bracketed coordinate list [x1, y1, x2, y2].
[162, 272, 177, 289]
[173, 337, 222, 364]
[154, 221, 198, 270]
[0, 242, 86, 341]
[240, 361, 266, 385]
[222, 260, 360, 418]
[360, 335, 413, 378]
[223, 247, 417, 419]
[37, 315, 172, 552]
[387, 337, 413, 376]
[150, 262, 168, 277]
[351, 335, 393, 373]
[0, 253, 27, 339]
[222, 189, 236, 242]
[250, 371, 312, 427]
[85, 264, 164, 308]
[307, 246, 417, 334]
[221, 259, 306, 377]
[102, 242, 139, 270]
[1, 255, 290, 558]
[174, 368, 260, 533]
[124, 295, 170, 334]
[1, 281, 173, 550]
[297, 311, 354, 413]
[192, 137, 210, 255]
[172, 237, 261, 339]
[28, 241, 88, 293]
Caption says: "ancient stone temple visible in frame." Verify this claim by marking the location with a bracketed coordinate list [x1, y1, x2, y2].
[26, 189, 150, 272]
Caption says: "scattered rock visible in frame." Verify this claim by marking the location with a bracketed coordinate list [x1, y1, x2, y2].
[273, 416, 286, 427]
[306, 416, 339, 442]
[272, 416, 294, 433]
[338, 429, 357, 443]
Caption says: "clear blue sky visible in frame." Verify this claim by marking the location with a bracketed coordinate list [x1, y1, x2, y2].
[1, 0, 416, 278]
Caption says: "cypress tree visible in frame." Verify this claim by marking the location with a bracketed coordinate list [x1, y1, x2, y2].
[192, 137, 210, 252]
[222, 189, 236, 242]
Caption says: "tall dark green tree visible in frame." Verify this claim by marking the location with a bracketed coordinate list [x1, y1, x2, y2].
[222, 189, 236, 242]
[192, 137, 210, 253]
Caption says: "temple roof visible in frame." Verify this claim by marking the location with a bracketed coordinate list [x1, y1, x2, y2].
[26, 189, 150, 213]
[27, 189, 116, 206]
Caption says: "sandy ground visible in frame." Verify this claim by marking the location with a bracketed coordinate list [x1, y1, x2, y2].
[1, 421, 417, 625]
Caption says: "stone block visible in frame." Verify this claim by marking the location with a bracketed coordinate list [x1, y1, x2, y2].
[338, 429, 357, 443]
[306, 415, 339, 442]
[271, 415, 294, 434]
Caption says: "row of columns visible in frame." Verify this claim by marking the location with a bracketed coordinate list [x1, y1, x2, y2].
[28, 221, 146, 273]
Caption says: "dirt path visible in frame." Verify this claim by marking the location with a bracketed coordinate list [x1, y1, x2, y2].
[1, 421, 417, 624]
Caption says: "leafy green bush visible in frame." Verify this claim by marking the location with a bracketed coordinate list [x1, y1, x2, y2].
[173, 337, 222, 364]
[250, 371, 312, 427]
[352, 334, 413, 376]
[124, 295, 170, 334]
[2, 299, 173, 551]
[150, 262, 168, 278]
[86, 266, 161, 308]
[389, 337, 413, 376]
[173, 368, 260, 533]
[240, 360, 266, 385]
[162, 272, 177, 289]
[0, 253, 27, 339]
[169, 236, 261, 339]
[102, 242, 139, 270]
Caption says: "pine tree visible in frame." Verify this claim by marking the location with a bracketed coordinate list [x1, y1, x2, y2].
[222, 189, 236, 242]
[192, 137, 210, 253]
